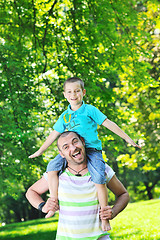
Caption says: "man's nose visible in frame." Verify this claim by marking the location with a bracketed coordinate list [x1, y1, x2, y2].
[69, 144, 76, 151]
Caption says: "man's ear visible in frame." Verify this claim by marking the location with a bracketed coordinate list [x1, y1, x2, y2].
[80, 137, 85, 146]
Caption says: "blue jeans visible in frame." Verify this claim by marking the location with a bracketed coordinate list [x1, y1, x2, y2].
[86, 148, 106, 184]
[46, 148, 106, 184]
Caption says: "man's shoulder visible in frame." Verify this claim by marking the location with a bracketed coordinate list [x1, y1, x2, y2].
[105, 163, 115, 183]
[104, 163, 114, 173]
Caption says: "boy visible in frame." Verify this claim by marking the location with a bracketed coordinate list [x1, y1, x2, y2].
[29, 77, 140, 231]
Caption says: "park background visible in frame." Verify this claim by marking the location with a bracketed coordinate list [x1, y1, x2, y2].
[0, 0, 160, 239]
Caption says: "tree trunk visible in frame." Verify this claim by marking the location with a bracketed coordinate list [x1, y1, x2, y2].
[144, 182, 153, 199]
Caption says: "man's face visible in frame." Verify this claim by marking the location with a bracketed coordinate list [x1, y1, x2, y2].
[58, 132, 86, 166]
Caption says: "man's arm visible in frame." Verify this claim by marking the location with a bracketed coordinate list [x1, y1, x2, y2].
[102, 119, 141, 148]
[29, 130, 61, 158]
[26, 176, 59, 214]
[99, 175, 130, 220]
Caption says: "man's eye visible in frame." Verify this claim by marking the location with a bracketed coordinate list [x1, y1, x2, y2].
[64, 146, 68, 150]
[73, 140, 78, 144]
[76, 90, 80, 92]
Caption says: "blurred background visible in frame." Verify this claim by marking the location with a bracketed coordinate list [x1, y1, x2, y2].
[0, 0, 160, 225]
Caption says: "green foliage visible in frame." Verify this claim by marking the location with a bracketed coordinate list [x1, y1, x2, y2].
[0, 0, 159, 223]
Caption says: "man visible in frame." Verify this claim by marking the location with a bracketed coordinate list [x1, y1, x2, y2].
[26, 131, 129, 240]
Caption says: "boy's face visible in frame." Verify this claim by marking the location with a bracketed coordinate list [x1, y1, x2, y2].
[63, 81, 86, 110]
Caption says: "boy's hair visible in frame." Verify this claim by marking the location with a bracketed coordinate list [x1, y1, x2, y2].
[63, 77, 84, 90]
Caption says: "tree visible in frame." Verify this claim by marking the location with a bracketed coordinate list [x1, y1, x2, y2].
[0, 0, 159, 222]
[114, 0, 160, 199]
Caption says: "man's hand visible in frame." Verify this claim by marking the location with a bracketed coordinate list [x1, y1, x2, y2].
[99, 206, 113, 220]
[29, 150, 42, 158]
[42, 198, 59, 214]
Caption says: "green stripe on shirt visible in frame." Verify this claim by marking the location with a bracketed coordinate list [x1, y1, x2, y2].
[59, 200, 98, 207]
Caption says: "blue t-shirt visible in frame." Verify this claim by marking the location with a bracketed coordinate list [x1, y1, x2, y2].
[53, 102, 107, 150]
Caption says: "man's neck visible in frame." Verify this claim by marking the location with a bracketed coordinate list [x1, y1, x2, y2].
[67, 163, 88, 176]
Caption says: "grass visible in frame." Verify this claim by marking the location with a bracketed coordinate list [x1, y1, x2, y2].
[0, 214, 58, 240]
[110, 199, 160, 240]
[0, 199, 160, 240]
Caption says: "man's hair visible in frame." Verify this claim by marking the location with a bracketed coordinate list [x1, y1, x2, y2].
[57, 131, 82, 150]
[63, 77, 84, 90]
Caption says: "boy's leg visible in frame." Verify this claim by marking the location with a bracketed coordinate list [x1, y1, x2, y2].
[45, 170, 59, 218]
[45, 154, 67, 218]
[86, 148, 111, 231]
[95, 183, 111, 231]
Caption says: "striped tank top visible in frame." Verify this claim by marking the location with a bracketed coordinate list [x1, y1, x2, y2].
[55, 164, 114, 240]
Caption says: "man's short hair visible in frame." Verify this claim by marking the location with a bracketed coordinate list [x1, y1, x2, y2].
[63, 77, 84, 90]
[57, 131, 82, 150]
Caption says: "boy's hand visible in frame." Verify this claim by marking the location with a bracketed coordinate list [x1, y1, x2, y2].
[42, 198, 59, 214]
[99, 206, 113, 220]
[29, 150, 42, 158]
[125, 138, 141, 149]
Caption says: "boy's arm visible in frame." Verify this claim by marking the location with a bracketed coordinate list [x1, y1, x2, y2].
[29, 130, 61, 158]
[25, 176, 59, 213]
[102, 119, 141, 148]
[99, 175, 130, 220]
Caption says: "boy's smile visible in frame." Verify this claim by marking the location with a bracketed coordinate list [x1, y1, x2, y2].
[63, 82, 86, 111]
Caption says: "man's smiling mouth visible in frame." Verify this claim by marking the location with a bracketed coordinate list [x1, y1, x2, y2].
[72, 150, 81, 158]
